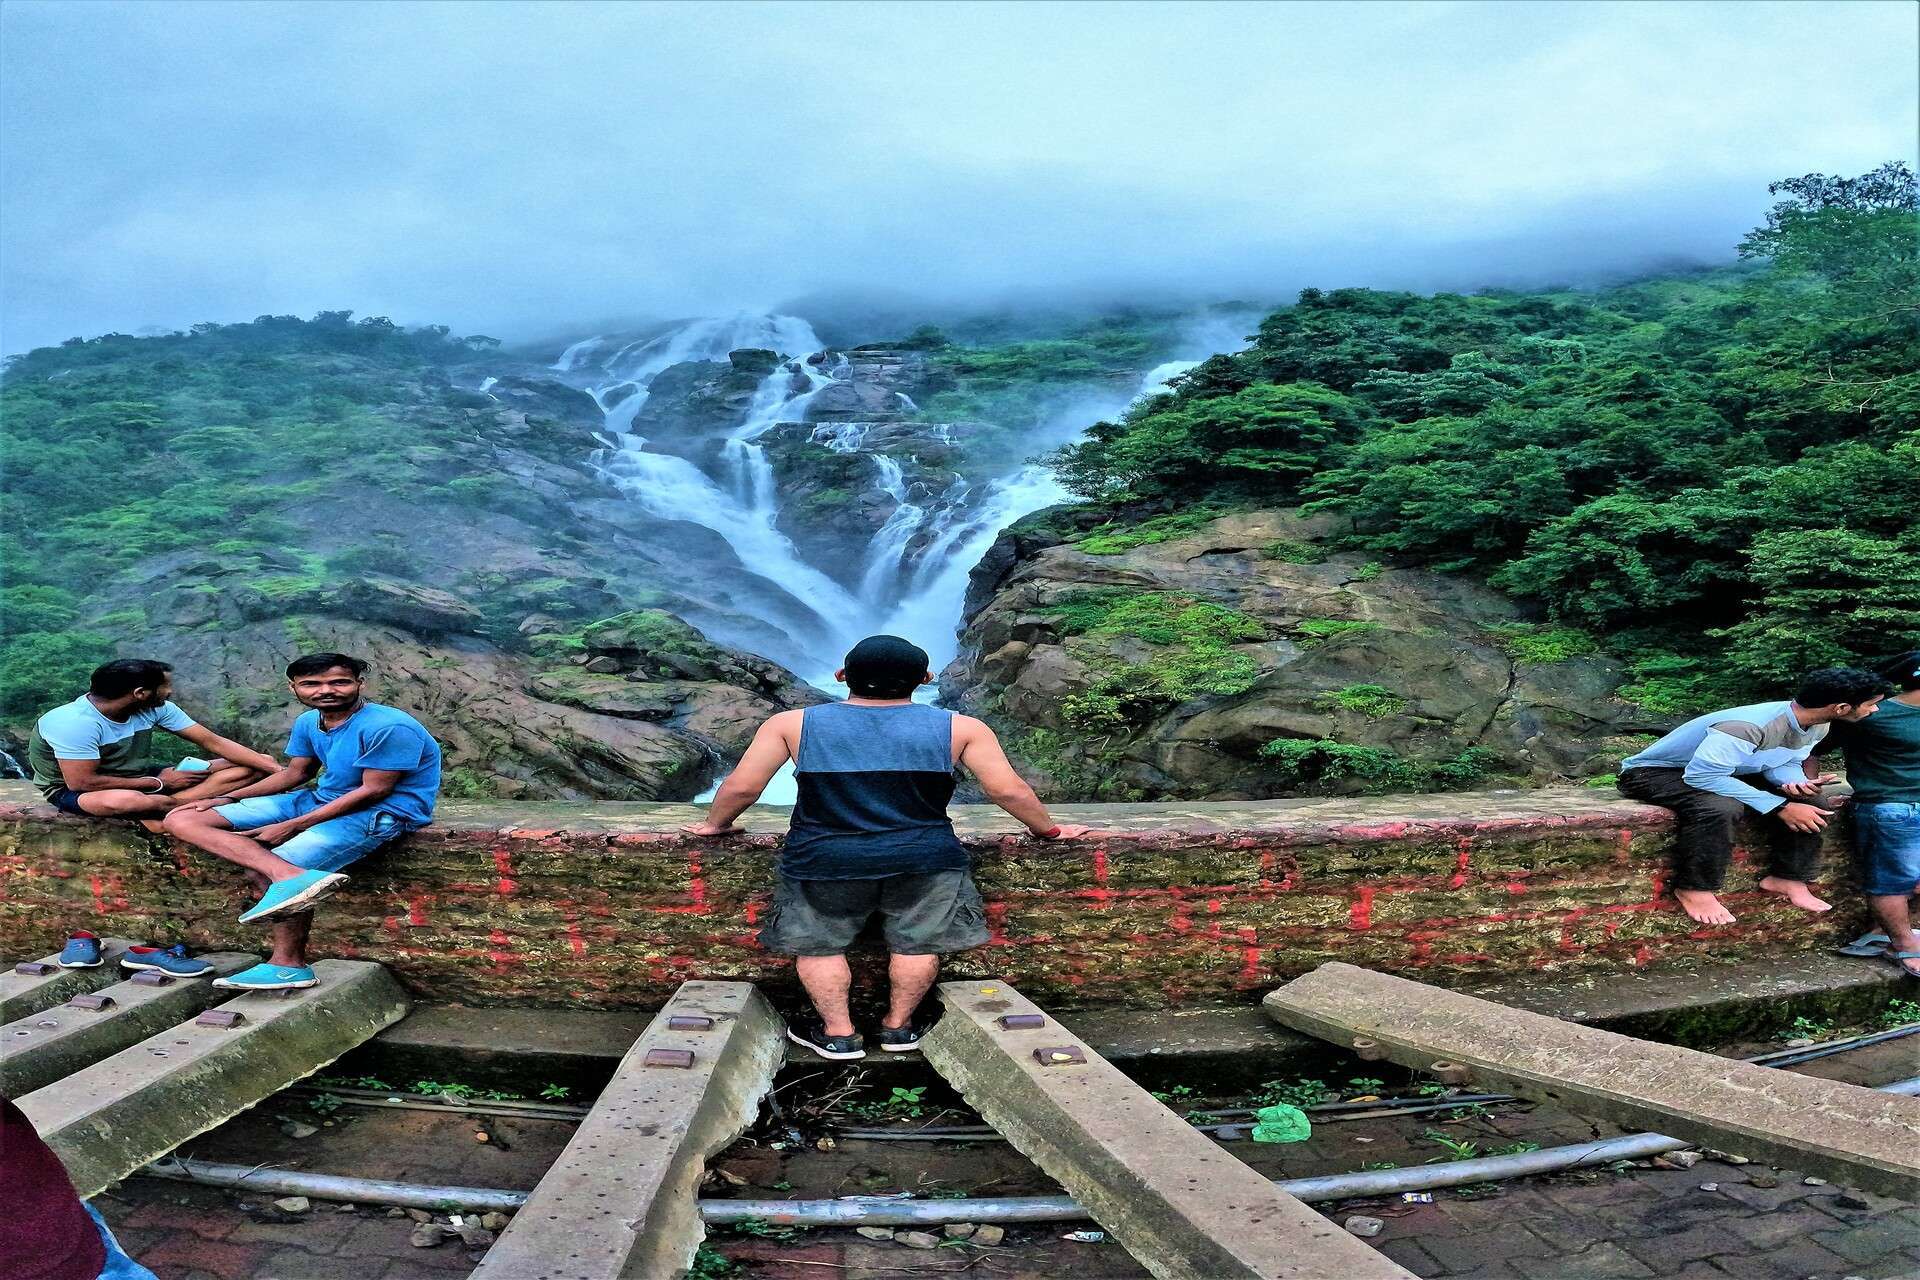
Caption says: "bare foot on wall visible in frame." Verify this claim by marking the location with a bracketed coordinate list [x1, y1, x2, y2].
[1758, 877, 1832, 913]
[1674, 889, 1736, 925]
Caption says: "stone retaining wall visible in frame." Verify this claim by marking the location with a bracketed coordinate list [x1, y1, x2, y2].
[0, 784, 1858, 1008]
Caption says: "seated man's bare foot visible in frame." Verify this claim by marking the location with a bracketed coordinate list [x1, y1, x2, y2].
[1674, 889, 1736, 925]
[1758, 876, 1832, 913]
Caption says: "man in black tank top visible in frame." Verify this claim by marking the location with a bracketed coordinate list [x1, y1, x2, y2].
[685, 635, 1090, 1060]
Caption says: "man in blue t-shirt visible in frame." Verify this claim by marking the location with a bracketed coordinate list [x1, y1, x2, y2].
[163, 652, 442, 990]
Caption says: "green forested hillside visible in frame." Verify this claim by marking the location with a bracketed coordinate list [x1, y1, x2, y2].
[0, 315, 548, 718]
[1049, 166, 1920, 708]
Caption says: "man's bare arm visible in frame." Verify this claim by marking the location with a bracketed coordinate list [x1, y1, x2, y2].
[170, 758, 320, 811]
[683, 712, 798, 835]
[176, 723, 279, 774]
[953, 716, 1089, 838]
[57, 757, 165, 794]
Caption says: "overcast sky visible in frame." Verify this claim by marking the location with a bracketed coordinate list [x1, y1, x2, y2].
[2, 0, 1914, 354]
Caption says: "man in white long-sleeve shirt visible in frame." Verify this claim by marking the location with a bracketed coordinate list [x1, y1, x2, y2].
[1618, 667, 1885, 925]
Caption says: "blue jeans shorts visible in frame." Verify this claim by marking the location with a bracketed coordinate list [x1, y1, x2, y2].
[213, 792, 415, 872]
[84, 1203, 157, 1280]
[1854, 802, 1920, 897]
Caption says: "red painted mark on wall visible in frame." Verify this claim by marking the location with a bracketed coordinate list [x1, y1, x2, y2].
[649, 851, 711, 915]
[407, 893, 430, 927]
[1632, 942, 1654, 967]
[985, 901, 1010, 945]
[88, 872, 126, 914]
[172, 846, 195, 877]
[1615, 828, 1635, 864]
[492, 849, 518, 895]
[1238, 927, 1261, 981]
[559, 901, 587, 958]
[1558, 908, 1587, 953]
[1085, 846, 1113, 907]
[1349, 885, 1376, 931]
[744, 900, 761, 926]
[1449, 838, 1473, 889]
[487, 929, 519, 974]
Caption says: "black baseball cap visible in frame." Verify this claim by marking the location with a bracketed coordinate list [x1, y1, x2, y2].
[843, 635, 930, 698]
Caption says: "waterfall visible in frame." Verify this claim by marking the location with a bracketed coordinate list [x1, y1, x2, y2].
[554, 310, 1255, 800]
[0, 746, 24, 780]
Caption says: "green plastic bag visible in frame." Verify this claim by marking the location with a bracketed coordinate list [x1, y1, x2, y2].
[1249, 1103, 1311, 1143]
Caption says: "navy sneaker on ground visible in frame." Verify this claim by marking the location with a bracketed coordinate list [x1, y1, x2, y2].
[121, 943, 214, 978]
[786, 1013, 866, 1061]
[875, 1011, 938, 1053]
[57, 932, 102, 968]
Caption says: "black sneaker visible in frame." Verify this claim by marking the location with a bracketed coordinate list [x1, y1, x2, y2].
[786, 1015, 866, 1061]
[875, 1012, 936, 1053]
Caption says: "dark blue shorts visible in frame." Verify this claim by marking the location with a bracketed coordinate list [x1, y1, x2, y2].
[45, 788, 89, 816]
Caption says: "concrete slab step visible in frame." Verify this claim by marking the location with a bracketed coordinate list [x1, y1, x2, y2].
[19, 959, 410, 1197]
[920, 978, 1414, 1280]
[1265, 961, 1920, 1201]
[1, 938, 137, 1020]
[472, 980, 783, 1280]
[1, 953, 256, 1095]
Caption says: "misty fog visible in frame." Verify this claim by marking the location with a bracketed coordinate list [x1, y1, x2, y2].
[2, 0, 1915, 352]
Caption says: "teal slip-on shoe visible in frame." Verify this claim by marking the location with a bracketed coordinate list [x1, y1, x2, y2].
[238, 870, 350, 924]
[121, 943, 214, 977]
[212, 962, 317, 990]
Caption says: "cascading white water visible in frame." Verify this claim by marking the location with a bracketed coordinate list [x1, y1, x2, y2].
[555, 310, 1255, 800]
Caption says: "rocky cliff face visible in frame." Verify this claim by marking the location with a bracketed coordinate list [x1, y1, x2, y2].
[941, 508, 1667, 801]
[50, 362, 825, 800]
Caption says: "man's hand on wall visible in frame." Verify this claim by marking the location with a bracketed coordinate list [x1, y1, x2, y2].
[681, 820, 743, 837]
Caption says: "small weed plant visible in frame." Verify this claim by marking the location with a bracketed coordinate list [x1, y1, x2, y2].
[1881, 998, 1920, 1027]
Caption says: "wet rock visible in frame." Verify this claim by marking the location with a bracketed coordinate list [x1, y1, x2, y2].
[1343, 1216, 1384, 1238]
[272, 1196, 310, 1214]
[1803, 1176, 1828, 1186]
[480, 1211, 511, 1231]
[405, 1208, 434, 1223]
[972, 1225, 1005, 1247]
[280, 1120, 318, 1139]
[943, 1223, 977, 1238]
[329, 577, 483, 636]
[456, 1221, 496, 1247]
[582, 655, 621, 674]
[856, 1227, 895, 1241]
[893, 1231, 943, 1249]
[387, 1207, 409, 1218]
[1747, 1175, 1780, 1189]
[1652, 1151, 1702, 1169]
[410, 1223, 454, 1247]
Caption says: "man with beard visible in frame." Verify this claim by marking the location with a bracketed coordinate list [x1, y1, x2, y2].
[163, 652, 442, 990]
[27, 658, 278, 823]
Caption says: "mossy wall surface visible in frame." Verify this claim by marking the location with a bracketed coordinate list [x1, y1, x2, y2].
[0, 786, 1858, 1009]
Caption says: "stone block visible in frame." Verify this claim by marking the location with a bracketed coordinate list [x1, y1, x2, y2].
[0, 953, 255, 1095]
[19, 960, 409, 1197]
[0, 938, 136, 1020]
[921, 977, 1413, 1280]
[470, 980, 783, 1280]
[1264, 962, 1920, 1199]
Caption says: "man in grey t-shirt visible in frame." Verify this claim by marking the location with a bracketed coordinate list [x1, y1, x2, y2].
[27, 658, 277, 823]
